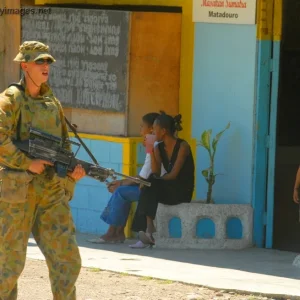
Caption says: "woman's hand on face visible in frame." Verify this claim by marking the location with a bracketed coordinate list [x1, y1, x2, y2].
[145, 134, 156, 154]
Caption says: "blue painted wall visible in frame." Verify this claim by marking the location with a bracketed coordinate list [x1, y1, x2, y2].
[69, 138, 123, 235]
[192, 23, 257, 204]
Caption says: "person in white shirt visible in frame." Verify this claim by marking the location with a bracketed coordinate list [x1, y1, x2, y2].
[87, 113, 161, 244]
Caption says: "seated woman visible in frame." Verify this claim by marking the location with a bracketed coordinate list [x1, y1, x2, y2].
[131, 111, 195, 247]
[87, 112, 161, 244]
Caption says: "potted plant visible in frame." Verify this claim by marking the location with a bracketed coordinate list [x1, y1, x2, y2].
[197, 122, 230, 204]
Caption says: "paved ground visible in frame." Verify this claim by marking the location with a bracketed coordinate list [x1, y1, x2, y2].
[20, 259, 287, 300]
[26, 233, 300, 299]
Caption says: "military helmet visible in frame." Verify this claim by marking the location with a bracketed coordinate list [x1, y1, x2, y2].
[13, 41, 56, 63]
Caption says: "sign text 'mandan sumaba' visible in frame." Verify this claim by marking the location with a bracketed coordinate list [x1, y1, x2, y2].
[202, 0, 247, 7]
[203, 0, 247, 19]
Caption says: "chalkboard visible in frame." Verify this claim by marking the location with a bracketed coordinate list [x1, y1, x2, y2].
[21, 6, 130, 112]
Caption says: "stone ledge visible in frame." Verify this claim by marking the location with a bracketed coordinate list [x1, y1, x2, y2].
[155, 202, 253, 250]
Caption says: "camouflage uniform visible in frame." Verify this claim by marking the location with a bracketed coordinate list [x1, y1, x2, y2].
[0, 41, 81, 300]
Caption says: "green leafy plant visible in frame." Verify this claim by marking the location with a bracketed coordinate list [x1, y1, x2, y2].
[197, 122, 230, 204]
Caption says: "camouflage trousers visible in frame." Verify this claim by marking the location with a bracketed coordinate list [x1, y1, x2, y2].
[0, 175, 81, 300]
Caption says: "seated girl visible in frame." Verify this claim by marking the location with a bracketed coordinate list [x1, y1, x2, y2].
[87, 112, 163, 244]
[131, 111, 195, 247]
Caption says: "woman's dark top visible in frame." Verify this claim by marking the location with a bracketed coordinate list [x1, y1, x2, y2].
[157, 138, 195, 200]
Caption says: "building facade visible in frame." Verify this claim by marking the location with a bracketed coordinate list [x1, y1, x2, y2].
[2, 0, 297, 251]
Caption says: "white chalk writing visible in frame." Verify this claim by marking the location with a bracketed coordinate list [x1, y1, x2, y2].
[21, 6, 129, 112]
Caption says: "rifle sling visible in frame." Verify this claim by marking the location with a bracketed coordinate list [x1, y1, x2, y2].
[8, 83, 100, 166]
[63, 117, 99, 165]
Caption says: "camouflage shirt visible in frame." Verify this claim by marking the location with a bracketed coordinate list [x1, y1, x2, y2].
[0, 79, 71, 171]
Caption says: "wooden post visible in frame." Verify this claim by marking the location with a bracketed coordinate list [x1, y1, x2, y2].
[0, 0, 21, 92]
[0, 3, 4, 91]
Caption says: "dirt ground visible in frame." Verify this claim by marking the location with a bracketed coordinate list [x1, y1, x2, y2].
[18, 259, 287, 300]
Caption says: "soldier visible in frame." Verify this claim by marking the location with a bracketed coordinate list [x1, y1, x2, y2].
[0, 41, 85, 299]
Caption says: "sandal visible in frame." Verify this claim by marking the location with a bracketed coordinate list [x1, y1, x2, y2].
[129, 241, 150, 249]
[138, 231, 155, 245]
[87, 238, 115, 244]
[87, 238, 121, 244]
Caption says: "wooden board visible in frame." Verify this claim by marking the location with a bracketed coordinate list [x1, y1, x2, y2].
[127, 12, 182, 136]
[0, 0, 21, 92]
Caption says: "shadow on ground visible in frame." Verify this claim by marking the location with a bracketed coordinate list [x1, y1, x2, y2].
[28, 231, 300, 281]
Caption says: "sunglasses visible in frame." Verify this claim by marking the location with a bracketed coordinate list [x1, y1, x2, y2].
[35, 58, 53, 65]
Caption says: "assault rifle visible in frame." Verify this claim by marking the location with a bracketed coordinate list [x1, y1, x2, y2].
[13, 127, 151, 187]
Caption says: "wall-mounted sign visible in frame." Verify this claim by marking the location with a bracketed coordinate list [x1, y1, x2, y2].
[193, 0, 257, 25]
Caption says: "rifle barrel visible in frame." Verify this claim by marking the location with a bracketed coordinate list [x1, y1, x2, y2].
[113, 171, 151, 187]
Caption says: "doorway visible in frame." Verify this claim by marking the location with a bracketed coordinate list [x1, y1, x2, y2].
[273, 0, 300, 252]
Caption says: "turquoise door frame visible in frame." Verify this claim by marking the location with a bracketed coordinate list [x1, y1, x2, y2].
[253, 41, 281, 248]
[253, 1, 282, 248]
[266, 42, 281, 248]
[253, 39, 273, 248]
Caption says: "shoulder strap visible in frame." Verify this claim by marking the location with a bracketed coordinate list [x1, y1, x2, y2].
[157, 142, 169, 171]
[8, 83, 25, 92]
[169, 139, 182, 165]
[64, 117, 99, 165]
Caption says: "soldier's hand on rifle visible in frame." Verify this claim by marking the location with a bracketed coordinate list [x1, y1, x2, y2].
[68, 164, 86, 181]
[293, 188, 300, 204]
[28, 159, 53, 174]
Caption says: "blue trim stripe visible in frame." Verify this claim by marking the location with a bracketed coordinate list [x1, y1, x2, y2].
[253, 40, 272, 247]
[266, 41, 281, 248]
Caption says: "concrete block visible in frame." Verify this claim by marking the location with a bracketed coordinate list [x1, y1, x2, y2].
[155, 202, 253, 250]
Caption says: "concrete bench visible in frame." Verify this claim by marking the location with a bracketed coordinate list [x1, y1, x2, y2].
[155, 201, 253, 249]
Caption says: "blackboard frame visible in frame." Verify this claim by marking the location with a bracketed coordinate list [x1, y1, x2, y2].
[21, 6, 131, 117]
